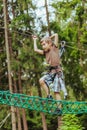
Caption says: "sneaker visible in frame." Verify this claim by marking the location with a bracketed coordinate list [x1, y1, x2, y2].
[53, 108, 62, 115]
[47, 95, 53, 100]
[64, 95, 68, 100]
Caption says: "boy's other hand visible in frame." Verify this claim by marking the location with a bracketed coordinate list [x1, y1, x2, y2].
[32, 35, 38, 40]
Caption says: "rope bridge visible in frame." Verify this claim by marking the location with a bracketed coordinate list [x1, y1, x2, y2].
[0, 91, 87, 115]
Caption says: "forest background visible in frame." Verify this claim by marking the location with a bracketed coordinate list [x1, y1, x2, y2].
[0, 0, 87, 130]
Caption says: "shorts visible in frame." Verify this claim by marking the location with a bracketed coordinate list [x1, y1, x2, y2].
[40, 72, 61, 92]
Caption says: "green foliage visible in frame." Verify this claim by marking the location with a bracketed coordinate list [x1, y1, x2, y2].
[61, 114, 84, 130]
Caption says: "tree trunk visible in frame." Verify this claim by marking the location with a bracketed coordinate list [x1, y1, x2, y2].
[57, 116, 62, 130]
[3, 0, 16, 130]
[37, 75, 48, 130]
[45, 0, 51, 36]
[13, 79, 22, 130]
[18, 67, 28, 130]
[16, 108, 22, 130]
[22, 109, 28, 130]
[8, 1, 23, 129]
[40, 113, 48, 130]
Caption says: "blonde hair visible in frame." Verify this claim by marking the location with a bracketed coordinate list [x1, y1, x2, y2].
[40, 37, 52, 44]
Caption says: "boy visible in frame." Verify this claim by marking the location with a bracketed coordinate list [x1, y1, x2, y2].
[33, 33, 67, 101]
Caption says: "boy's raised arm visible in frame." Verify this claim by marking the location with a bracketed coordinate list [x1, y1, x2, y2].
[50, 33, 58, 47]
[32, 36, 44, 55]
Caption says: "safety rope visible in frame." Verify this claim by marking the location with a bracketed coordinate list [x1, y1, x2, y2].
[0, 91, 87, 115]
[0, 25, 87, 54]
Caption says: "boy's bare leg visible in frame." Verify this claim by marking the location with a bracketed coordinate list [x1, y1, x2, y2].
[39, 79, 49, 96]
[54, 92, 62, 109]
[54, 92, 61, 100]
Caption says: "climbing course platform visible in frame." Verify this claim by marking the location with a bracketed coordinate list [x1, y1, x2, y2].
[0, 91, 87, 115]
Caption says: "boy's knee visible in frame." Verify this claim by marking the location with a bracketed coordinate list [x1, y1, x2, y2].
[39, 79, 45, 86]
[54, 92, 60, 95]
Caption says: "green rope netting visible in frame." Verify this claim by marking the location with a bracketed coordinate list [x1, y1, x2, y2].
[0, 91, 87, 115]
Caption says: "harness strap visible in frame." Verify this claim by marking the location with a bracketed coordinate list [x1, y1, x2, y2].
[47, 65, 61, 71]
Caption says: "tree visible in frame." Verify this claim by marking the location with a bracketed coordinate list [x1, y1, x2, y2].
[3, 0, 16, 130]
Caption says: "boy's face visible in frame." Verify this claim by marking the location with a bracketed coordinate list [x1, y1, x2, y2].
[41, 40, 51, 51]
